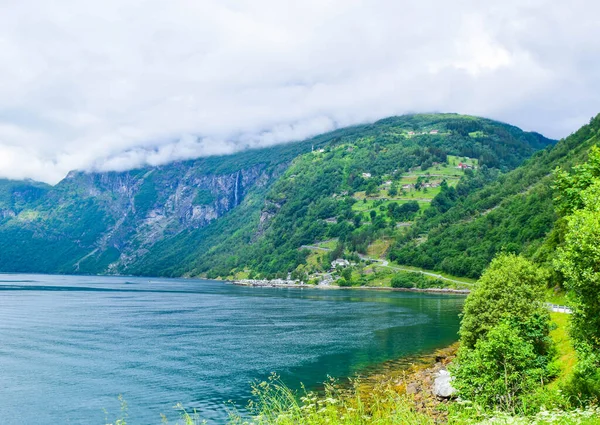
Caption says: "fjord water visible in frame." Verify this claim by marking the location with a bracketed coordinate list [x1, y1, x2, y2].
[0, 274, 463, 424]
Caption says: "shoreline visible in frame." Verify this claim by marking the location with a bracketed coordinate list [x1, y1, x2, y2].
[326, 342, 459, 424]
[231, 280, 470, 295]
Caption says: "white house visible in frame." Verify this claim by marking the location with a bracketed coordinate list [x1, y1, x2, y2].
[362, 173, 372, 178]
[331, 259, 350, 268]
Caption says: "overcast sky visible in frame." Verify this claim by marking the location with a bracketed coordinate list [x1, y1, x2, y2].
[0, 0, 599, 183]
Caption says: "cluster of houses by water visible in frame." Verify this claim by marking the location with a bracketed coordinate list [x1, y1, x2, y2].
[233, 258, 356, 288]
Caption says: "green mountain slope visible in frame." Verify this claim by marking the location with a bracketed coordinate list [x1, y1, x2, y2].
[0, 113, 553, 276]
[0, 141, 316, 273]
[119, 114, 554, 278]
[390, 114, 600, 278]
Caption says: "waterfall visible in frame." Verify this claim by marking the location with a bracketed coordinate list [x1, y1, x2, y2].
[234, 171, 241, 206]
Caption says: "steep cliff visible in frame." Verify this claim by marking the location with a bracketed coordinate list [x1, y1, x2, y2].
[0, 141, 303, 274]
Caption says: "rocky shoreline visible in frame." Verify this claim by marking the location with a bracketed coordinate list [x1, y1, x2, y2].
[357, 343, 459, 423]
[232, 279, 470, 294]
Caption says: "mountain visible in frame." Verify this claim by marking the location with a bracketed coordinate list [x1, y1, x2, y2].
[0, 140, 311, 274]
[389, 114, 600, 278]
[0, 113, 554, 277]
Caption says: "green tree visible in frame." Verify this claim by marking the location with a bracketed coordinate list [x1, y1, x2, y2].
[388, 184, 398, 197]
[353, 214, 362, 228]
[454, 253, 555, 412]
[328, 242, 345, 263]
[415, 176, 424, 191]
[453, 321, 548, 413]
[553, 146, 600, 216]
[390, 273, 414, 288]
[552, 145, 600, 402]
[365, 180, 379, 196]
[459, 253, 548, 349]
[337, 278, 351, 287]
[341, 267, 352, 282]
[555, 180, 600, 350]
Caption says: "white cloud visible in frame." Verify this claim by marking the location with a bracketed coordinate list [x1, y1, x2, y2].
[0, 0, 599, 183]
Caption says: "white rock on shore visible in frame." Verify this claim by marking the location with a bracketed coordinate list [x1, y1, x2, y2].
[433, 369, 456, 398]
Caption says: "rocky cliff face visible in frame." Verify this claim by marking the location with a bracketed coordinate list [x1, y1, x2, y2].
[61, 162, 279, 272]
[0, 133, 312, 275]
[0, 155, 290, 275]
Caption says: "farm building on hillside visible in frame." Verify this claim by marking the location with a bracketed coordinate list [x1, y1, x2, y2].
[331, 259, 350, 268]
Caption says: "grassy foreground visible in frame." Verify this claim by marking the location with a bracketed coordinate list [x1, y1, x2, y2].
[151, 373, 600, 425]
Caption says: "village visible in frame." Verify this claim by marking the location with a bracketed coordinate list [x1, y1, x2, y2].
[347, 154, 478, 223]
[233, 152, 478, 291]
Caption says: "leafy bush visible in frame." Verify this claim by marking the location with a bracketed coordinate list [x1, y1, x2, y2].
[555, 177, 600, 351]
[390, 273, 416, 288]
[337, 278, 352, 287]
[453, 253, 555, 413]
[453, 321, 549, 413]
[459, 254, 548, 349]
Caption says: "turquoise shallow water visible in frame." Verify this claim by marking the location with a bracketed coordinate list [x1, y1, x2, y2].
[0, 274, 464, 424]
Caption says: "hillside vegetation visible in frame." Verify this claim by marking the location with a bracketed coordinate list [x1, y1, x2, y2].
[390, 114, 600, 278]
[0, 113, 553, 279]
[127, 114, 552, 280]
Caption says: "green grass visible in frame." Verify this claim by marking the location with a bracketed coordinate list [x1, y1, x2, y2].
[305, 251, 324, 268]
[153, 371, 600, 425]
[319, 241, 337, 250]
[225, 374, 435, 425]
[366, 239, 392, 258]
[549, 312, 577, 389]
[545, 288, 569, 305]
[385, 261, 477, 285]
[447, 155, 479, 168]
[351, 198, 429, 216]
[449, 408, 600, 425]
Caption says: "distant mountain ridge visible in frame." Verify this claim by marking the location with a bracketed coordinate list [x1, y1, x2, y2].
[0, 113, 555, 276]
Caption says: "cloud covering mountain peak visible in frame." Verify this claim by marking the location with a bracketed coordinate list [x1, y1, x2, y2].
[1, 0, 599, 183]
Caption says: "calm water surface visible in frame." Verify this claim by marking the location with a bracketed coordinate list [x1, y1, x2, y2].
[0, 274, 464, 424]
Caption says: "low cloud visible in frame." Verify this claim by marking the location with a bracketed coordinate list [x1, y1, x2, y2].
[0, 0, 599, 183]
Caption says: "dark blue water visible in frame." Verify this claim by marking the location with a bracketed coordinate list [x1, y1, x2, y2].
[0, 274, 464, 424]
